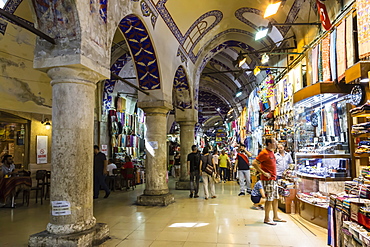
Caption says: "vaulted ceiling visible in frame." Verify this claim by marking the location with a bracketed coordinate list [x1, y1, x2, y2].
[0, 0, 321, 127]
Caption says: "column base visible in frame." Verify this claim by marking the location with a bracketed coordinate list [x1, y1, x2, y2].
[137, 193, 175, 206]
[176, 180, 191, 190]
[28, 223, 109, 247]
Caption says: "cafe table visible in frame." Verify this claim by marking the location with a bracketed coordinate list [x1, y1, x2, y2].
[0, 176, 32, 208]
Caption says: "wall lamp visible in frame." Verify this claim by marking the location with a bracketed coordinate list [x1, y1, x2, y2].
[41, 118, 51, 130]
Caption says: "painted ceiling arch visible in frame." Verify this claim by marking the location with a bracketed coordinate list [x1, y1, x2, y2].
[118, 14, 161, 90]
[173, 66, 192, 109]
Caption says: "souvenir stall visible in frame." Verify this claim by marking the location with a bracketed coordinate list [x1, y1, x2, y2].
[108, 95, 146, 184]
[245, 88, 263, 156]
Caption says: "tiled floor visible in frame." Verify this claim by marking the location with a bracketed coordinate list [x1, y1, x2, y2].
[0, 179, 328, 246]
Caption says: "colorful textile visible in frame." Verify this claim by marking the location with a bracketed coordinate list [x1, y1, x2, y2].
[346, 15, 354, 68]
[330, 29, 337, 82]
[318, 43, 323, 82]
[322, 35, 331, 81]
[357, 0, 370, 59]
[336, 21, 346, 81]
[311, 45, 319, 84]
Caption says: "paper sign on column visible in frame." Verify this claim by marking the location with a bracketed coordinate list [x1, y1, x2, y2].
[51, 201, 71, 216]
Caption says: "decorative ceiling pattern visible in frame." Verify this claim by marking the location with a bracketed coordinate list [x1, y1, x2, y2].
[119, 14, 161, 90]
[173, 66, 192, 109]
[0, 0, 33, 35]
[198, 90, 230, 124]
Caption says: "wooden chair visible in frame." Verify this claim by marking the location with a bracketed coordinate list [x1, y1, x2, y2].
[23, 170, 46, 206]
[122, 168, 136, 190]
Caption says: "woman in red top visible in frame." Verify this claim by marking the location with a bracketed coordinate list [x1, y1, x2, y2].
[122, 156, 134, 179]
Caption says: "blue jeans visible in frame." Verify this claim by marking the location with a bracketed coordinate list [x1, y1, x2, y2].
[94, 173, 110, 198]
[220, 167, 228, 181]
[238, 170, 251, 193]
[190, 170, 200, 195]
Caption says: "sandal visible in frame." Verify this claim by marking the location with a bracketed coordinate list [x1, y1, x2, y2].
[273, 219, 287, 222]
[264, 221, 277, 226]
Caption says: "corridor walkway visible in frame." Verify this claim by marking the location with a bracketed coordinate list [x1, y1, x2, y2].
[0, 179, 327, 246]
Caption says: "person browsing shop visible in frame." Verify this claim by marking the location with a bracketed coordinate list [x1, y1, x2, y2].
[218, 149, 230, 183]
[250, 175, 266, 210]
[234, 144, 252, 195]
[275, 144, 293, 179]
[252, 138, 286, 225]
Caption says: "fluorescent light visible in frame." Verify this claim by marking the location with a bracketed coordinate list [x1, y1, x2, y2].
[264, 2, 282, 18]
[360, 78, 370, 82]
[238, 57, 247, 67]
[255, 28, 269, 40]
[236, 91, 242, 97]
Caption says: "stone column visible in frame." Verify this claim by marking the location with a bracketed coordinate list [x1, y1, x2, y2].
[176, 121, 196, 190]
[137, 101, 175, 206]
[29, 66, 109, 246]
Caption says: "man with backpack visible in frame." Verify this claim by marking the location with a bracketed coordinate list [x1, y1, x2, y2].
[187, 145, 201, 198]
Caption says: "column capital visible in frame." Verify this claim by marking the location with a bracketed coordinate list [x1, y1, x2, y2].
[138, 100, 172, 115]
[47, 65, 105, 87]
[175, 108, 198, 123]
[177, 120, 196, 127]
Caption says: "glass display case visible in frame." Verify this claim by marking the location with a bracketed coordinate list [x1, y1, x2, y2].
[293, 93, 353, 227]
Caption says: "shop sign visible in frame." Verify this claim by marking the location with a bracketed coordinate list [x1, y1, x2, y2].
[51, 201, 71, 216]
[36, 136, 48, 164]
[101, 145, 108, 156]
[316, 0, 332, 31]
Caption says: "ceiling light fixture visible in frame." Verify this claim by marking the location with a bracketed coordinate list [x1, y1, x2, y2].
[261, 53, 269, 64]
[255, 27, 269, 40]
[235, 89, 243, 97]
[264, 1, 282, 18]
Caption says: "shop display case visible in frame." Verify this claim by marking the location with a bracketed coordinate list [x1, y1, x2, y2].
[293, 92, 353, 227]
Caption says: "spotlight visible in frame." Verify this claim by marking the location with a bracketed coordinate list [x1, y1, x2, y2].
[261, 53, 269, 64]
[255, 27, 269, 40]
[264, 2, 282, 18]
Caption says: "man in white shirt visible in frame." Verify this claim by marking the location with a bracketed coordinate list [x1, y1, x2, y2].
[212, 150, 219, 172]
[106, 159, 117, 176]
[275, 144, 293, 179]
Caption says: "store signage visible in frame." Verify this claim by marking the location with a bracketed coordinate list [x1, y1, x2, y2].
[316, 0, 332, 31]
[36, 135, 48, 164]
[101, 145, 108, 156]
[51, 201, 71, 216]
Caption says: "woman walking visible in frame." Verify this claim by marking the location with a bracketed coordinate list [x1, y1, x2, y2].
[200, 147, 217, 200]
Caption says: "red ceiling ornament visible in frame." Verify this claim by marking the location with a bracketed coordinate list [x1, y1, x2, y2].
[316, 0, 332, 31]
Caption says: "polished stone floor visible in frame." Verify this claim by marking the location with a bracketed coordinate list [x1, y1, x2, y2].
[0, 179, 328, 246]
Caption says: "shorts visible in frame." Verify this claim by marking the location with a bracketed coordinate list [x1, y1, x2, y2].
[261, 180, 279, 201]
[251, 195, 262, 204]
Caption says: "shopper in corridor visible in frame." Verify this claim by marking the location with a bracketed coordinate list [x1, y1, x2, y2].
[252, 138, 286, 225]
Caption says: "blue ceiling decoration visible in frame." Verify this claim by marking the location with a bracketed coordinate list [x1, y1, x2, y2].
[209, 58, 243, 85]
[0, 0, 33, 35]
[99, 0, 108, 23]
[131, 0, 159, 28]
[119, 14, 161, 90]
[198, 90, 230, 124]
[173, 66, 192, 109]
